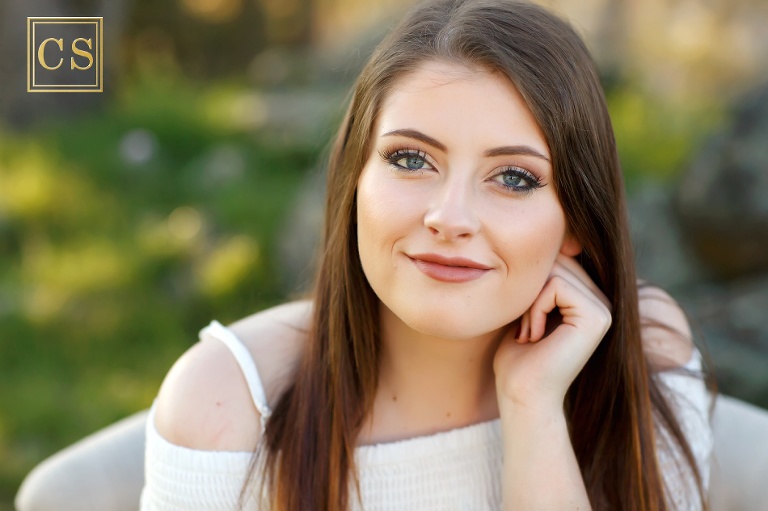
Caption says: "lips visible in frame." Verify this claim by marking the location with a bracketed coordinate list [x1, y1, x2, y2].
[407, 253, 491, 283]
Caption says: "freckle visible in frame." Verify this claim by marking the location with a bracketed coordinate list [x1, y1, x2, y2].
[216, 401, 222, 407]
[392, 395, 397, 402]
[446, 412, 451, 418]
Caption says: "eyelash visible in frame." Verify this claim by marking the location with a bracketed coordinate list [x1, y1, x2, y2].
[378, 147, 544, 194]
[379, 147, 431, 172]
[492, 167, 544, 195]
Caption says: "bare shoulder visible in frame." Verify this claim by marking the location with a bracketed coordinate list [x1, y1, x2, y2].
[228, 299, 313, 404]
[637, 283, 694, 370]
[153, 300, 312, 451]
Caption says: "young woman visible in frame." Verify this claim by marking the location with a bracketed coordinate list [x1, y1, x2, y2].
[141, 0, 713, 509]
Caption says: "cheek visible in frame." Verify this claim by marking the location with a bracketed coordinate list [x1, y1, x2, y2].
[357, 169, 389, 253]
[356, 166, 421, 250]
[356, 166, 404, 279]
[491, 203, 567, 290]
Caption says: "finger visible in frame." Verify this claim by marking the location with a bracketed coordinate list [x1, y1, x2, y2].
[529, 275, 611, 342]
[528, 278, 561, 342]
[552, 255, 606, 303]
[547, 266, 610, 315]
[517, 310, 530, 343]
[550, 256, 611, 311]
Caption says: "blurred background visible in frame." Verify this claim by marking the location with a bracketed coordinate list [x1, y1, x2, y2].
[1, 0, 767, 508]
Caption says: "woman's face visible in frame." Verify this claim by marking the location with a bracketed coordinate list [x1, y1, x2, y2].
[357, 60, 580, 340]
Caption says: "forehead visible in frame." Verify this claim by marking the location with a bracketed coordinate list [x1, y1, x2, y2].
[375, 60, 549, 157]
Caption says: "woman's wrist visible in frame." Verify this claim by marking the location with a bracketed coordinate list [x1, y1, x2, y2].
[497, 393, 566, 425]
[494, 373, 566, 419]
[498, 395, 589, 511]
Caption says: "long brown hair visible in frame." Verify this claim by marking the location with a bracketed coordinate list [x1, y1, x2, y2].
[254, 0, 708, 509]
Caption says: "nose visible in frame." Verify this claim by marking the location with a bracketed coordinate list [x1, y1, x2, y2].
[423, 179, 481, 242]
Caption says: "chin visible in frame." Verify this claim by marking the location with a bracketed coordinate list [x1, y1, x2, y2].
[397, 302, 510, 341]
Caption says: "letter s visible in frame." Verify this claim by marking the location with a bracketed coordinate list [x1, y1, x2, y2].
[71, 38, 94, 70]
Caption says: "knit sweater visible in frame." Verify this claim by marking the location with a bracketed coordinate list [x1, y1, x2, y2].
[140, 321, 713, 510]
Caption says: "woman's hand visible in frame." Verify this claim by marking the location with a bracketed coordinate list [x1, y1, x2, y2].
[493, 253, 612, 413]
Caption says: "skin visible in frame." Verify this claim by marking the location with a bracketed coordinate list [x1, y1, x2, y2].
[153, 60, 695, 510]
[356, 61, 607, 509]
[357, 61, 581, 343]
[355, 60, 586, 442]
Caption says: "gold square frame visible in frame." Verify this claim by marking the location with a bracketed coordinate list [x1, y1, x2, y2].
[27, 17, 103, 93]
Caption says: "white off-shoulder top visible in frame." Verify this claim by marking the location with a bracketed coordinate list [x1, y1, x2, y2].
[140, 320, 713, 510]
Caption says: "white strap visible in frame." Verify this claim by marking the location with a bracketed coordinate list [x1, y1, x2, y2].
[200, 320, 272, 430]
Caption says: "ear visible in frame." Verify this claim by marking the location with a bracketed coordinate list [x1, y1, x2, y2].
[559, 231, 582, 257]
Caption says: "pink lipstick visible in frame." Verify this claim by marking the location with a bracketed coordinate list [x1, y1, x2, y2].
[408, 253, 491, 283]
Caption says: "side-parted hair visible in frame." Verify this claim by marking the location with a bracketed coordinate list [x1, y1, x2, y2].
[254, 0, 708, 509]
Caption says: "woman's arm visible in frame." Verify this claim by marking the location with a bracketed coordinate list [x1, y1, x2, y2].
[153, 300, 312, 451]
[493, 254, 611, 510]
[639, 284, 714, 509]
[494, 268, 709, 511]
[496, 402, 591, 510]
[638, 284, 696, 369]
[142, 301, 311, 510]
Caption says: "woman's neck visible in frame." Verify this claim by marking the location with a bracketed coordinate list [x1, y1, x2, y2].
[358, 303, 512, 445]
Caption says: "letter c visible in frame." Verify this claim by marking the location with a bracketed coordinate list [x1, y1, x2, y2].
[38, 37, 64, 70]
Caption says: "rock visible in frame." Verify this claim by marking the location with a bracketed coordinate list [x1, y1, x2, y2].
[629, 182, 710, 290]
[630, 181, 768, 409]
[676, 275, 768, 409]
[676, 84, 768, 279]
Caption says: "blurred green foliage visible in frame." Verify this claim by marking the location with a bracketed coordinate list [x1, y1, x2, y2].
[607, 85, 722, 189]
[0, 63, 722, 508]
[0, 67, 324, 507]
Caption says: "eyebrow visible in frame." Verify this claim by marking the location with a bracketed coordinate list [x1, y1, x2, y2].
[383, 129, 447, 152]
[484, 145, 550, 162]
[382, 128, 550, 162]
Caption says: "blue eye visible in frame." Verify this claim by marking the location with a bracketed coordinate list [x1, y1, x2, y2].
[380, 148, 433, 172]
[493, 167, 543, 194]
[401, 154, 426, 170]
[502, 173, 525, 187]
